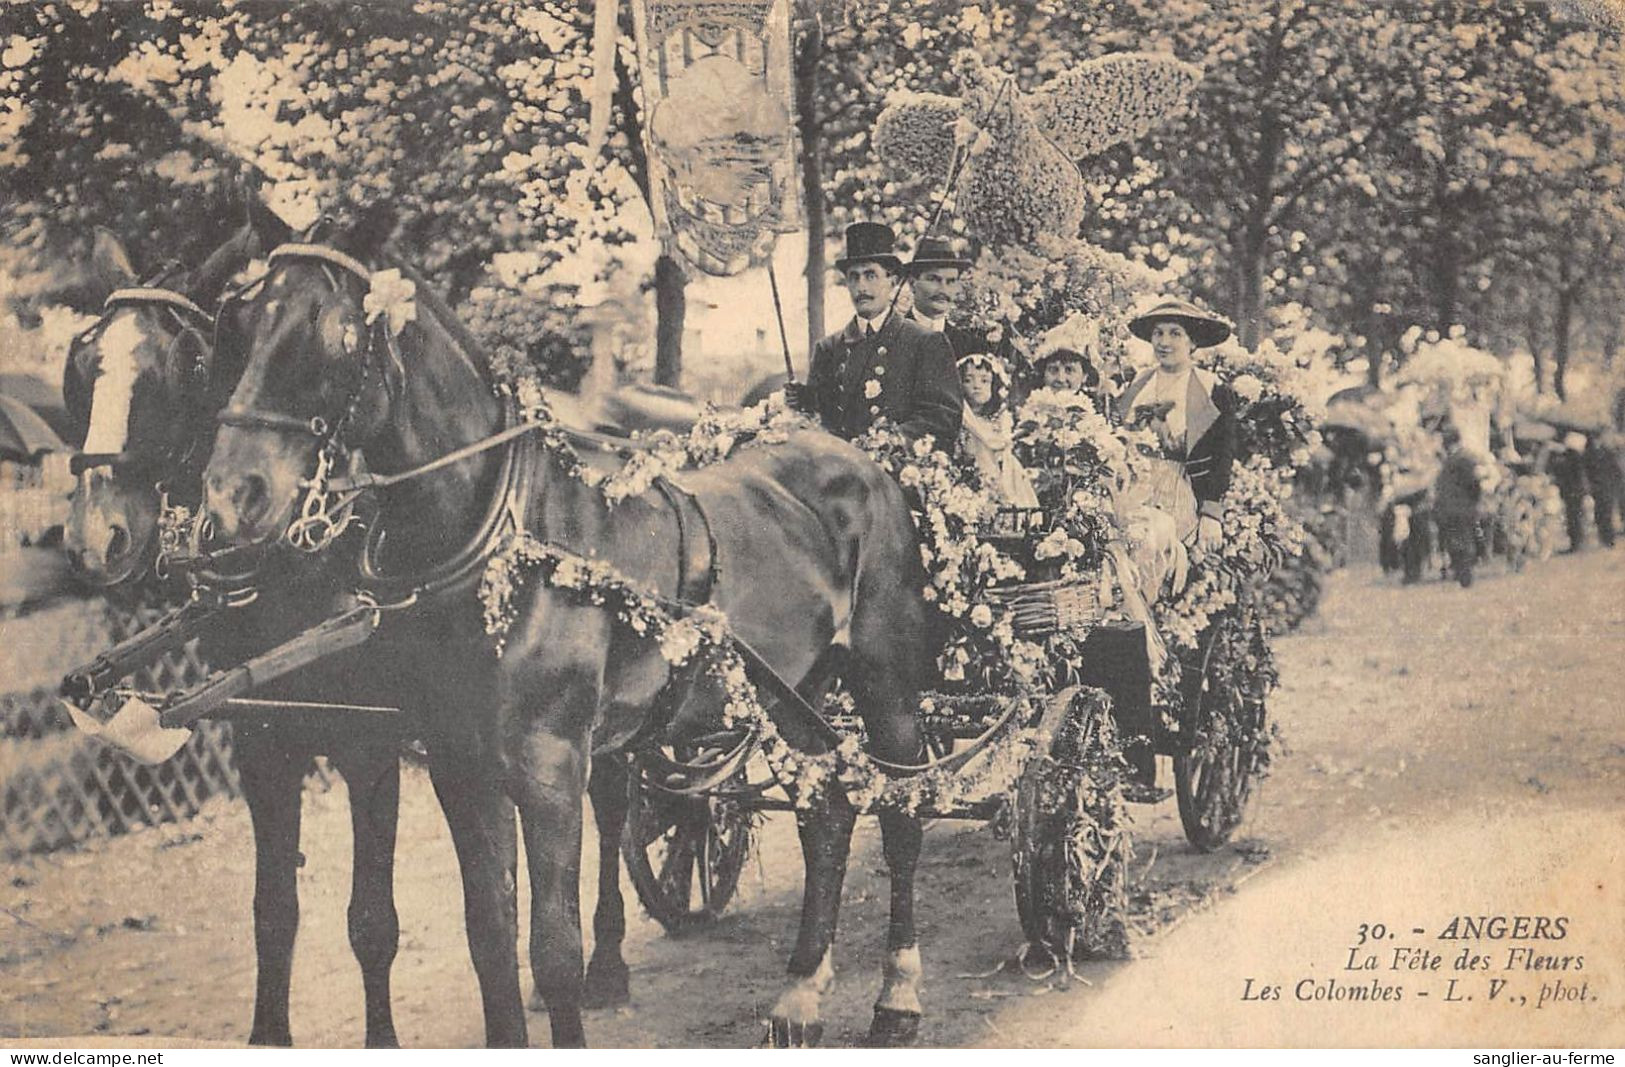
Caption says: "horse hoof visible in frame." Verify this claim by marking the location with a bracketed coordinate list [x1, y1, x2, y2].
[583, 959, 631, 1010]
[767, 1016, 824, 1048]
[867, 1007, 921, 1047]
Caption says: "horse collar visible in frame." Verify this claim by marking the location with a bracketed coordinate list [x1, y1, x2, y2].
[355, 394, 537, 610]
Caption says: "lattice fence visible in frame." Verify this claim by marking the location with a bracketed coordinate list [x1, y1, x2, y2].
[2, 595, 282, 858]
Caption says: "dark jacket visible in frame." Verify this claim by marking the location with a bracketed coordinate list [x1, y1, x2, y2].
[1432, 448, 1484, 525]
[806, 313, 962, 447]
[1118, 367, 1238, 520]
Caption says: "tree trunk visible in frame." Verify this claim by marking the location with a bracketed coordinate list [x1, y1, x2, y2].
[1353, 254, 1386, 388]
[1525, 303, 1548, 395]
[794, 16, 826, 355]
[617, 49, 687, 388]
[653, 254, 687, 387]
[1554, 284, 1577, 403]
[1429, 165, 1461, 332]
[1231, 228, 1267, 350]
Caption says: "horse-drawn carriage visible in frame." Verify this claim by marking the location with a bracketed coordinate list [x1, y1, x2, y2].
[55, 220, 1282, 1046]
[617, 498, 1274, 951]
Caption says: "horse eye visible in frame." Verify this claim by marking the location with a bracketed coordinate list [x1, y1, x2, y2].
[318, 305, 359, 356]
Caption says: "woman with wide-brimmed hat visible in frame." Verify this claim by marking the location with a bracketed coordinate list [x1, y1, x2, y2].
[956, 351, 1039, 507]
[1117, 297, 1238, 553]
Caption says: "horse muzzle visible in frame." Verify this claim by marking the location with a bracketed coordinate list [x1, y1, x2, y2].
[64, 476, 153, 587]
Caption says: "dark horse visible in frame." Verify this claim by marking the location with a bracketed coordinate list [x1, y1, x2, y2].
[198, 213, 936, 1047]
[60, 216, 410, 1047]
[61, 216, 701, 1046]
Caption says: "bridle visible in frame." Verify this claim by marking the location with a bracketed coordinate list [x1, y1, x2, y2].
[200, 241, 623, 611]
[68, 285, 215, 487]
[212, 242, 388, 555]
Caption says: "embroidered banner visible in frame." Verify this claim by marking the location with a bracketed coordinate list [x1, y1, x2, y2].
[629, 0, 800, 276]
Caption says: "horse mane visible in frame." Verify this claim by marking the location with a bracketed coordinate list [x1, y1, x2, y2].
[386, 253, 498, 381]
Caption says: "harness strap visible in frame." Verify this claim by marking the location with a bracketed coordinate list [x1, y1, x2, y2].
[104, 287, 211, 323]
[357, 396, 536, 606]
[653, 477, 718, 607]
[267, 243, 372, 283]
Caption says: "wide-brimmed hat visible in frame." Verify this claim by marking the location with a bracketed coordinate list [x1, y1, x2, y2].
[1128, 298, 1232, 349]
[835, 222, 903, 273]
[906, 235, 972, 275]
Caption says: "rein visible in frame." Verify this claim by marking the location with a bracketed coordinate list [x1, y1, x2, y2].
[212, 240, 979, 787]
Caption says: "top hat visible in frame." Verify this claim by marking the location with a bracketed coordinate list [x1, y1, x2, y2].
[906, 235, 973, 275]
[835, 222, 904, 274]
[1128, 298, 1232, 349]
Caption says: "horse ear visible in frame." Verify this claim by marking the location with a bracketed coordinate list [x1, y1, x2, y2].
[87, 228, 138, 292]
[245, 194, 292, 255]
[347, 202, 399, 259]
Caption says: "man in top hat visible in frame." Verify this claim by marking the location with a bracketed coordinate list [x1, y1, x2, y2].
[785, 222, 961, 447]
[1118, 297, 1238, 553]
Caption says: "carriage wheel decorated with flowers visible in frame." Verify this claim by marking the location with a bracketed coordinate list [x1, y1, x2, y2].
[1171, 591, 1275, 853]
[1010, 685, 1132, 965]
[622, 760, 755, 935]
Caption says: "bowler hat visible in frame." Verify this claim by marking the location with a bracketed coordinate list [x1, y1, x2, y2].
[1128, 298, 1232, 349]
[906, 235, 972, 275]
[835, 222, 903, 274]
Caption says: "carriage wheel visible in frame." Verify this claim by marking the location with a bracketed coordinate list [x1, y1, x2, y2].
[1010, 686, 1131, 963]
[1174, 608, 1271, 853]
[622, 769, 754, 935]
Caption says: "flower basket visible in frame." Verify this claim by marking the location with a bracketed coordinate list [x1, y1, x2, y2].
[986, 576, 1100, 639]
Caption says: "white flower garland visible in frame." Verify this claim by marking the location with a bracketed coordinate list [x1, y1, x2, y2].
[478, 531, 1056, 813]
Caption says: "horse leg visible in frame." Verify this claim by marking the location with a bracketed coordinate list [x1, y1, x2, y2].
[870, 808, 924, 1046]
[851, 602, 928, 1046]
[584, 756, 632, 1008]
[234, 726, 307, 1047]
[767, 792, 855, 1048]
[429, 754, 527, 1048]
[334, 745, 401, 1048]
[525, 755, 628, 1015]
[515, 724, 591, 1048]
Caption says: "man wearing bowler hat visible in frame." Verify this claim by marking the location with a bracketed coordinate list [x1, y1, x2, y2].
[904, 235, 989, 361]
[785, 222, 961, 448]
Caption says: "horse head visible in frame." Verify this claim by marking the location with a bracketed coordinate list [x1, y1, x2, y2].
[62, 210, 289, 586]
[203, 206, 502, 565]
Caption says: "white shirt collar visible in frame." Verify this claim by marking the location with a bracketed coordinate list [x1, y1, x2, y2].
[914, 310, 947, 334]
[857, 309, 891, 335]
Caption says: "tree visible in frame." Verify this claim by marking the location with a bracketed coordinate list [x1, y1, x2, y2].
[0, 1, 654, 390]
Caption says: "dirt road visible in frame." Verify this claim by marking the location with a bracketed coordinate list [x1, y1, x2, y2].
[3, 550, 1622, 1047]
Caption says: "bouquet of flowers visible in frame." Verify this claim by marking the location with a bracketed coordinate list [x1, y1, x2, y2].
[1011, 389, 1152, 573]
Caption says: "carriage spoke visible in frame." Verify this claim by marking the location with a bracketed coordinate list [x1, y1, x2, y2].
[696, 820, 715, 910]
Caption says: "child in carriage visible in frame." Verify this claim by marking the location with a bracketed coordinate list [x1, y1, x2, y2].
[956, 352, 1040, 508]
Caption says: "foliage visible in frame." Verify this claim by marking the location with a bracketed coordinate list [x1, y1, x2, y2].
[0, 0, 653, 387]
